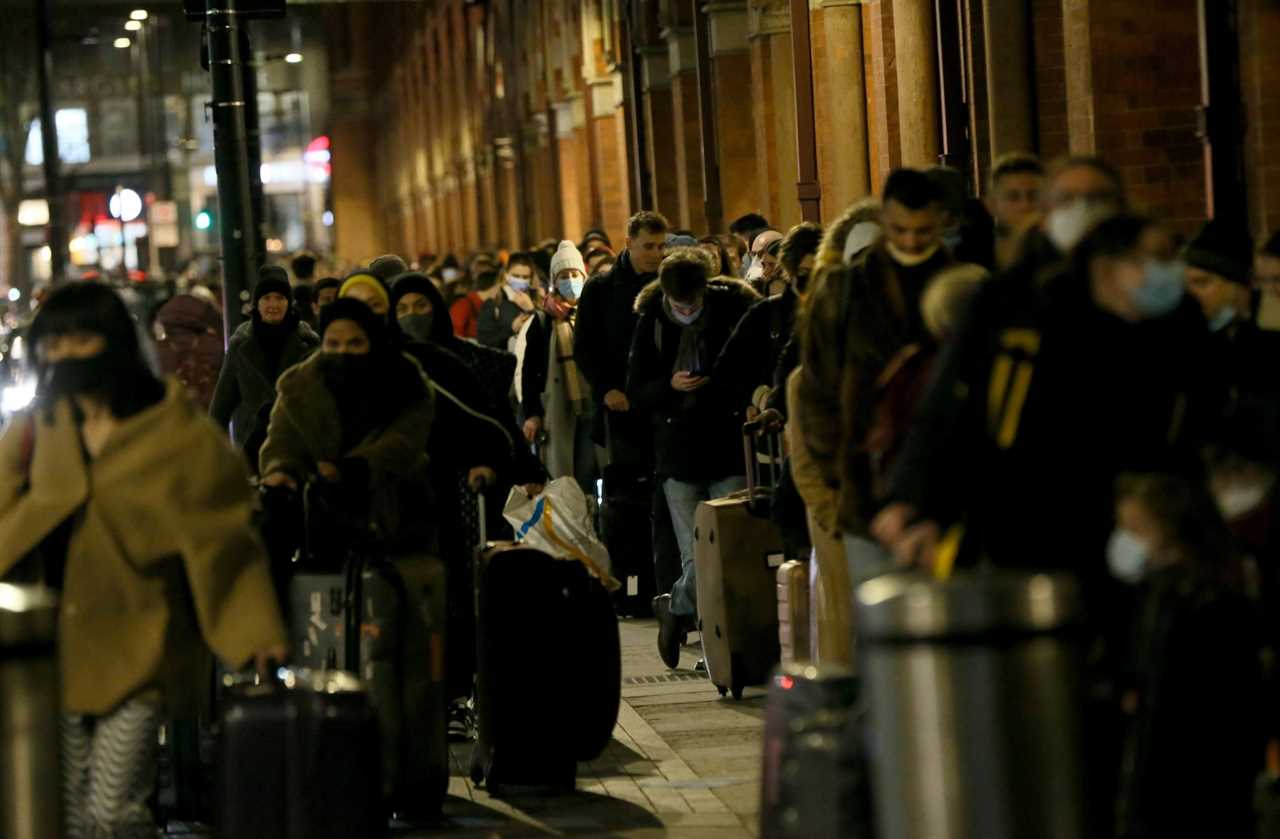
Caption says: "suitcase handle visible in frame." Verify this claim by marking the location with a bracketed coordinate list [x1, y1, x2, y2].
[742, 422, 782, 505]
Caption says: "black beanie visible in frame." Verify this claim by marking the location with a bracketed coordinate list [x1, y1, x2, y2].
[368, 254, 410, 283]
[320, 297, 387, 351]
[390, 272, 436, 309]
[1182, 219, 1255, 284]
[254, 265, 293, 304]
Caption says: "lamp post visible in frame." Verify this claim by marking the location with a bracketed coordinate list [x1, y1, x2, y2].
[34, 0, 68, 284]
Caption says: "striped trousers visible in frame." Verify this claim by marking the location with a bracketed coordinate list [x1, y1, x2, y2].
[61, 700, 161, 839]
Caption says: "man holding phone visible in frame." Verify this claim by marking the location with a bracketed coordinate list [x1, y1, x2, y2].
[625, 246, 761, 667]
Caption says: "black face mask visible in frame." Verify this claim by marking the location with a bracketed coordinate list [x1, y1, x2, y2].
[319, 352, 375, 392]
[398, 313, 434, 343]
[40, 353, 126, 404]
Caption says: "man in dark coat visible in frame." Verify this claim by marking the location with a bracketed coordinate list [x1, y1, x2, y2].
[626, 247, 760, 667]
[210, 266, 319, 461]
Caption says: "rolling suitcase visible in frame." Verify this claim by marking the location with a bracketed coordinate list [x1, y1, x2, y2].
[469, 490, 622, 793]
[601, 461, 658, 617]
[287, 486, 448, 820]
[695, 420, 786, 699]
[216, 668, 384, 839]
[759, 663, 872, 839]
[776, 559, 811, 665]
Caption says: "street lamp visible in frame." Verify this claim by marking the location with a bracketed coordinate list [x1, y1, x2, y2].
[113, 37, 131, 48]
[125, 20, 142, 31]
[129, 9, 148, 20]
[284, 52, 302, 64]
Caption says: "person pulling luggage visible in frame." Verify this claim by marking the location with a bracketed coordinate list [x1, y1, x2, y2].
[259, 297, 436, 554]
[0, 283, 287, 839]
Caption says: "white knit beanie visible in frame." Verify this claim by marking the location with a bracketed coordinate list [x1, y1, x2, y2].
[550, 240, 587, 279]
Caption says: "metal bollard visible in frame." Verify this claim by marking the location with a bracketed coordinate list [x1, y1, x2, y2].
[856, 571, 1088, 839]
[0, 584, 61, 839]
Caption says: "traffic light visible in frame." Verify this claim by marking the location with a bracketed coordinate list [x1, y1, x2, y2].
[195, 209, 213, 231]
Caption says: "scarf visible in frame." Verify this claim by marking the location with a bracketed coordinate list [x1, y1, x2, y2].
[548, 302, 591, 416]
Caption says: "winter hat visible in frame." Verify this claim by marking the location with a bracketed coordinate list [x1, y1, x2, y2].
[1182, 219, 1255, 284]
[580, 228, 613, 251]
[320, 296, 387, 351]
[550, 240, 587, 279]
[253, 265, 292, 304]
[338, 271, 390, 312]
[368, 254, 410, 283]
[666, 234, 699, 249]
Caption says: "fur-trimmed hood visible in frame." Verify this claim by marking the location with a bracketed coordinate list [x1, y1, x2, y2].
[632, 276, 761, 315]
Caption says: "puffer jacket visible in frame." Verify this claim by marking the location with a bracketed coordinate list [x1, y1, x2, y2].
[625, 277, 760, 481]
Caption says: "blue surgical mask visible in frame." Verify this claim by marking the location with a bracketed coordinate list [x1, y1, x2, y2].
[1208, 304, 1237, 333]
[1131, 260, 1185, 318]
[558, 278, 585, 301]
[507, 277, 531, 293]
[1106, 529, 1149, 584]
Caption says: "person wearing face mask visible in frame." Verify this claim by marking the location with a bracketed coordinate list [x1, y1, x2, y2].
[210, 266, 320, 465]
[259, 298, 436, 549]
[795, 169, 954, 584]
[519, 240, 600, 496]
[1108, 473, 1262, 839]
[626, 247, 760, 668]
[0, 283, 287, 838]
[386, 273, 527, 727]
[875, 215, 1218, 603]
[475, 252, 543, 351]
[1182, 220, 1280, 468]
[744, 230, 783, 296]
[713, 222, 822, 423]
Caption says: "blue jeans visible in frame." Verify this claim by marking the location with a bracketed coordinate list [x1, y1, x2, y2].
[665, 476, 748, 617]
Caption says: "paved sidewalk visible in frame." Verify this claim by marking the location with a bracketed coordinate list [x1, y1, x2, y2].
[406, 619, 767, 838]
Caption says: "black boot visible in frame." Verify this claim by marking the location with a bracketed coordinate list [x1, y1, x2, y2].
[652, 594, 685, 669]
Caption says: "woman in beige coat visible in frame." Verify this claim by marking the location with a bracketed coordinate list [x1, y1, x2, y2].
[0, 283, 286, 838]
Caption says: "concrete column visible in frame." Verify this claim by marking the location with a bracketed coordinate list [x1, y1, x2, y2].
[982, 0, 1034, 160]
[891, 0, 941, 167]
[812, 0, 871, 215]
[706, 1, 761, 225]
[589, 73, 632, 246]
[666, 26, 706, 231]
[641, 46, 682, 221]
[749, 1, 799, 230]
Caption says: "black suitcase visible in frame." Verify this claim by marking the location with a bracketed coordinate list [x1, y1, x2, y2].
[759, 663, 872, 838]
[215, 668, 384, 839]
[601, 461, 657, 617]
[469, 492, 622, 793]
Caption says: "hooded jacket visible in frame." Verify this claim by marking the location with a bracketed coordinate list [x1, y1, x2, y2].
[0, 381, 286, 715]
[258, 351, 436, 547]
[210, 317, 319, 448]
[795, 243, 953, 534]
[156, 293, 225, 411]
[626, 277, 760, 481]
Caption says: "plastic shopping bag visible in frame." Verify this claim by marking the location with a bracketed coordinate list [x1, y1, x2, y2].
[503, 477, 621, 591]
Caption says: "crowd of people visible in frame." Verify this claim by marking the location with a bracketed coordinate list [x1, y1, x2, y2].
[3, 149, 1280, 835]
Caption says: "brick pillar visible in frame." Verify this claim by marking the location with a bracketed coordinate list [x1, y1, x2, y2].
[1062, 0, 1204, 231]
[590, 74, 632, 246]
[891, 0, 941, 168]
[666, 26, 706, 231]
[864, 1, 901, 190]
[554, 97, 587, 242]
[982, 0, 1034, 160]
[331, 116, 383, 260]
[641, 46, 682, 224]
[706, 1, 761, 225]
[1239, 0, 1280, 235]
[749, 2, 800, 230]
[812, 0, 871, 217]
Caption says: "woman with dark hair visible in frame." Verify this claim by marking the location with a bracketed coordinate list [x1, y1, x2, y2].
[259, 298, 436, 550]
[0, 283, 287, 838]
[1110, 473, 1263, 838]
[210, 266, 319, 464]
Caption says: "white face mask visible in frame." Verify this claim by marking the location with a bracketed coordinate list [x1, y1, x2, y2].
[886, 241, 941, 268]
[1107, 529, 1150, 584]
[1046, 198, 1113, 253]
[1218, 483, 1271, 520]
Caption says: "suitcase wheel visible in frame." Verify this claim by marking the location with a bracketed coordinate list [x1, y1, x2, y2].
[717, 685, 728, 698]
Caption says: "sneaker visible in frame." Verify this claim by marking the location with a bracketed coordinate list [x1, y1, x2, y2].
[652, 594, 685, 670]
[447, 697, 476, 742]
